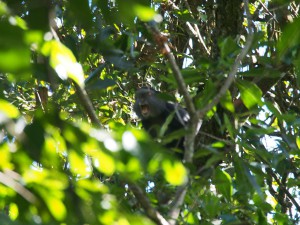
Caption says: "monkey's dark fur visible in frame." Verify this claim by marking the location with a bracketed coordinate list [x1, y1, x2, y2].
[133, 87, 189, 155]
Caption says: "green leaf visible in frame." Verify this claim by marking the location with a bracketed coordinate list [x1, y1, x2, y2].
[0, 99, 20, 119]
[256, 209, 268, 225]
[224, 114, 235, 139]
[181, 68, 203, 84]
[44, 197, 66, 221]
[0, 20, 31, 75]
[85, 79, 116, 91]
[134, 4, 157, 22]
[237, 80, 263, 109]
[116, 0, 155, 25]
[219, 37, 239, 59]
[43, 40, 85, 87]
[234, 155, 264, 199]
[68, 150, 92, 177]
[233, 155, 252, 194]
[0, 144, 13, 170]
[195, 78, 217, 109]
[296, 136, 300, 149]
[220, 90, 235, 113]
[214, 168, 233, 202]
[0, 2, 8, 15]
[265, 101, 281, 117]
[162, 160, 187, 186]
[278, 17, 300, 59]
[69, 0, 93, 31]
[245, 127, 276, 138]
[83, 140, 116, 176]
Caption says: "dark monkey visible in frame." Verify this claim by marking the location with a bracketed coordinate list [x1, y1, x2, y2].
[133, 87, 189, 156]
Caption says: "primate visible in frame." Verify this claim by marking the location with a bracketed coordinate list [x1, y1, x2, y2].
[133, 87, 189, 156]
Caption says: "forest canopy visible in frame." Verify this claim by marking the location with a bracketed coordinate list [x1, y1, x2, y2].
[0, 0, 300, 225]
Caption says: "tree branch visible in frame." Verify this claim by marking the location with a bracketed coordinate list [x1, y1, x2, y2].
[167, 183, 188, 225]
[73, 82, 102, 128]
[128, 182, 170, 225]
[50, 26, 102, 128]
[146, 21, 199, 225]
[0, 171, 37, 203]
[266, 168, 300, 211]
[146, 22, 196, 118]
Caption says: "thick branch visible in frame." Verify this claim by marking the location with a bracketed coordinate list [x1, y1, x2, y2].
[146, 21, 200, 224]
[146, 22, 196, 118]
[167, 183, 188, 225]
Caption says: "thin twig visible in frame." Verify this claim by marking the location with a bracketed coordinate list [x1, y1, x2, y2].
[167, 0, 210, 55]
[265, 168, 300, 211]
[183, 0, 210, 55]
[198, 0, 254, 119]
[258, 0, 279, 23]
[255, 148, 300, 211]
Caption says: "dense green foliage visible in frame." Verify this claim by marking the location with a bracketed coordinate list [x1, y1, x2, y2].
[1, 0, 300, 224]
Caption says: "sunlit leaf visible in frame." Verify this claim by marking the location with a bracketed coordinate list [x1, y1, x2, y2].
[211, 141, 225, 148]
[237, 80, 263, 109]
[8, 203, 18, 220]
[296, 136, 300, 149]
[43, 40, 85, 87]
[45, 197, 66, 221]
[68, 150, 92, 177]
[147, 154, 162, 174]
[85, 144, 116, 176]
[0, 2, 8, 15]
[77, 179, 108, 193]
[134, 5, 157, 22]
[0, 99, 20, 119]
[162, 160, 187, 186]
[122, 157, 142, 180]
[0, 144, 13, 170]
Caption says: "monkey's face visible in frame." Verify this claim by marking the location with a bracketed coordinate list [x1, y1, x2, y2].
[134, 87, 165, 119]
[139, 103, 151, 117]
[134, 88, 153, 118]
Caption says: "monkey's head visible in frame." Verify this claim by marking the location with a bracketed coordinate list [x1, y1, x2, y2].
[134, 87, 166, 119]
